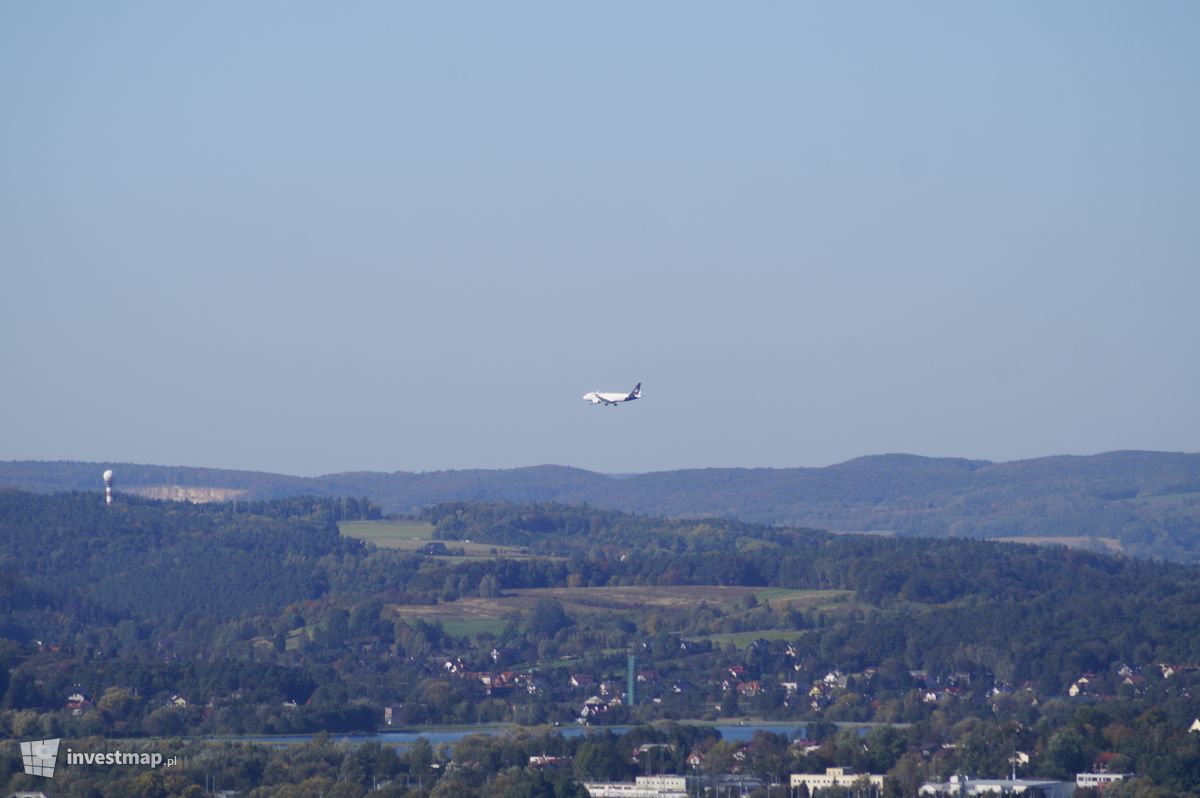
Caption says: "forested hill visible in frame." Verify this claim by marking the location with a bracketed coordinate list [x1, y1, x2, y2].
[3, 491, 1200, 793]
[3, 450, 1200, 560]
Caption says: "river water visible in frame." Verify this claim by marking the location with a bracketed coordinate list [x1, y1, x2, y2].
[211, 722, 812, 747]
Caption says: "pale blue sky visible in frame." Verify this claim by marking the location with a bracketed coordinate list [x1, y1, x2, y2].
[2, 2, 1198, 476]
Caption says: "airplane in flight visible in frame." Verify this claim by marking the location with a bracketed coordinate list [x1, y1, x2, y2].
[583, 382, 642, 407]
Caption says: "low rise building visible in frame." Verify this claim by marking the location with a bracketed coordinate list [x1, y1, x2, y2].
[791, 767, 885, 792]
[919, 775, 1075, 797]
[1076, 772, 1129, 791]
[582, 775, 695, 798]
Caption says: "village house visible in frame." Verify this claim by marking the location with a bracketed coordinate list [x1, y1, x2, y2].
[823, 670, 848, 689]
[579, 696, 609, 724]
[65, 692, 91, 715]
[1069, 675, 1097, 697]
[735, 680, 761, 697]
[1122, 673, 1146, 692]
[528, 754, 569, 768]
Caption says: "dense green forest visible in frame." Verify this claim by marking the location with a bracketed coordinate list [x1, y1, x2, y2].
[5, 450, 1200, 560]
[2, 491, 1200, 796]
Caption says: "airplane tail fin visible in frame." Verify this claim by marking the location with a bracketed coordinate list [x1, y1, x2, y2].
[629, 382, 641, 399]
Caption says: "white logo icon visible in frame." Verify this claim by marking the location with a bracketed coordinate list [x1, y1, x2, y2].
[20, 738, 61, 777]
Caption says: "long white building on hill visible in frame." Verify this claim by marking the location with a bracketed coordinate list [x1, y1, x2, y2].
[790, 767, 885, 792]
[582, 775, 694, 798]
[919, 774, 1076, 797]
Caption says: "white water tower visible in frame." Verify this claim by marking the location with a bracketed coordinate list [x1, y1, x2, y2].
[103, 469, 114, 506]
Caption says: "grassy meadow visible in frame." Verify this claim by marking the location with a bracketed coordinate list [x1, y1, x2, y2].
[386, 585, 852, 644]
[339, 520, 541, 560]
[341, 522, 855, 649]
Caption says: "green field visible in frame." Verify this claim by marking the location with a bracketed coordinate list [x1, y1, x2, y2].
[351, 544, 855, 645]
[436, 618, 510, 638]
[340, 520, 436, 547]
[284, 627, 308, 652]
[339, 521, 540, 560]
[695, 629, 813, 650]
[752, 588, 852, 609]
[387, 585, 852, 645]
[988, 535, 1124, 554]
[1120, 490, 1200, 506]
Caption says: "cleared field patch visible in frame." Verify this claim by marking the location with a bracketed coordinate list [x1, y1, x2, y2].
[431, 541, 548, 560]
[339, 521, 540, 560]
[521, 585, 759, 612]
[989, 535, 1124, 554]
[699, 629, 812, 650]
[1118, 491, 1200, 506]
[284, 628, 309, 652]
[387, 585, 851, 634]
[438, 618, 510, 638]
[340, 520, 436, 547]
[752, 588, 853, 610]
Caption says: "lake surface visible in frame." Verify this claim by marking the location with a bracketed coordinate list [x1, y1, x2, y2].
[211, 722, 809, 747]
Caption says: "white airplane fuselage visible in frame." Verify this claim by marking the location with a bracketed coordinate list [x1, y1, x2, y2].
[583, 382, 641, 406]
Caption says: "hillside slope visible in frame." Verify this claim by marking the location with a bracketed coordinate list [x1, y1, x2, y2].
[3, 451, 1199, 560]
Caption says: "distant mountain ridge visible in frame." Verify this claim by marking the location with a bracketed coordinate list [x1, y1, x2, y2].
[3, 451, 1200, 560]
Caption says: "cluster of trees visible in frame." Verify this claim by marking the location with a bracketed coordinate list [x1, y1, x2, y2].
[0, 491, 374, 627]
